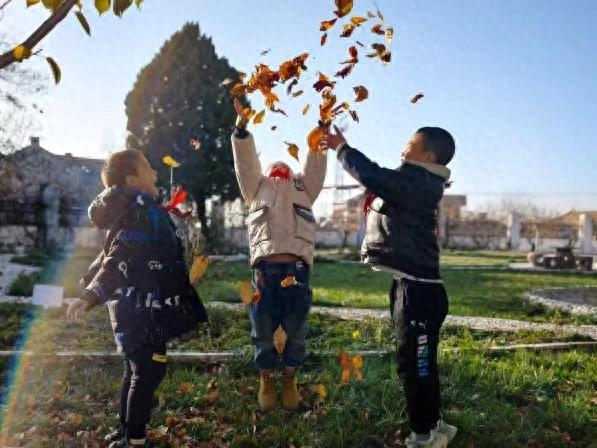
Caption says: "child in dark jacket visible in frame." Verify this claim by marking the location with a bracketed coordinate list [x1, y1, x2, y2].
[321, 126, 457, 448]
[67, 149, 208, 448]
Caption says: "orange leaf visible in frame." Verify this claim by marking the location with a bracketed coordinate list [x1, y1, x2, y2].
[307, 126, 326, 151]
[339, 352, 352, 370]
[230, 83, 248, 96]
[280, 275, 297, 287]
[371, 23, 385, 35]
[252, 290, 262, 304]
[253, 110, 266, 124]
[285, 142, 300, 161]
[351, 16, 368, 25]
[353, 85, 368, 102]
[239, 281, 254, 305]
[320, 18, 337, 31]
[313, 72, 336, 92]
[334, 0, 353, 18]
[244, 108, 256, 121]
[302, 104, 310, 115]
[273, 325, 287, 354]
[410, 93, 424, 104]
[352, 355, 363, 369]
[341, 23, 357, 37]
[341, 368, 351, 383]
[335, 64, 354, 79]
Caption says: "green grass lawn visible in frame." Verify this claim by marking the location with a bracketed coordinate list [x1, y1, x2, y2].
[1, 346, 595, 447]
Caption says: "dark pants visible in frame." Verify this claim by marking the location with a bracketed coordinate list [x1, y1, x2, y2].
[391, 278, 449, 434]
[249, 260, 312, 369]
[119, 330, 167, 442]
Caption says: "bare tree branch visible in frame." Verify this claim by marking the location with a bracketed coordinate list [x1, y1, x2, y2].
[0, 0, 15, 11]
[0, 0, 78, 70]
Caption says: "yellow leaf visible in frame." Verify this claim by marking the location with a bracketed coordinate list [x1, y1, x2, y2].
[75, 11, 91, 36]
[95, 0, 110, 15]
[352, 330, 361, 340]
[273, 325, 287, 354]
[351, 16, 368, 25]
[162, 155, 181, 168]
[189, 255, 209, 286]
[12, 45, 32, 62]
[280, 275, 297, 287]
[135, 0, 142, 7]
[284, 142, 299, 162]
[41, 0, 61, 13]
[46, 57, 61, 84]
[315, 384, 327, 398]
[26, 0, 41, 7]
[253, 109, 265, 124]
[239, 281, 253, 305]
[243, 108, 256, 121]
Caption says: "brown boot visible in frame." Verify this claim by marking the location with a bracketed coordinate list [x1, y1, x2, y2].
[281, 367, 300, 410]
[258, 369, 277, 410]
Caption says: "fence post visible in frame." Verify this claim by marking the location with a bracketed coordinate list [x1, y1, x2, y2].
[578, 213, 594, 254]
[507, 213, 521, 250]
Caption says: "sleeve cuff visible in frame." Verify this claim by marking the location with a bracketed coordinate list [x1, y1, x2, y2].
[234, 126, 249, 139]
[83, 288, 102, 306]
[336, 143, 350, 160]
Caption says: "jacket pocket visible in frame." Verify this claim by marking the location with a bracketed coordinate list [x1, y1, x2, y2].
[245, 206, 270, 245]
[293, 203, 315, 244]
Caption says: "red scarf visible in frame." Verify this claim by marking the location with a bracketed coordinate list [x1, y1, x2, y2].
[161, 186, 192, 218]
[363, 192, 376, 216]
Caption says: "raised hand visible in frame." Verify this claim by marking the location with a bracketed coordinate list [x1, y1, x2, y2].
[234, 98, 250, 129]
[319, 125, 347, 152]
[66, 298, 92, 319]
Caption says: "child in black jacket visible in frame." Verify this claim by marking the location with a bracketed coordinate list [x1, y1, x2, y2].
[67, 149, 208, 448]
[321, 127, 457, 448]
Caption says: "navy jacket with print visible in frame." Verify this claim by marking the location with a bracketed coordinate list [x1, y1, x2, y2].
[337, 144, 450, 280]
[81, 186, 208, 351]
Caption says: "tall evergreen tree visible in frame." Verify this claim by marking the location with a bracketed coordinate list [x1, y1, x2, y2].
[125, 22, 242, 240]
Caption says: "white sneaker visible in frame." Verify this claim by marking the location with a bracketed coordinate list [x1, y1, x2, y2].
[435, 419, 458, 444]
[405, 431, 448, 448]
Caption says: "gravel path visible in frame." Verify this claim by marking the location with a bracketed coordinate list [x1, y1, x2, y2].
[208, 301, 597, 340]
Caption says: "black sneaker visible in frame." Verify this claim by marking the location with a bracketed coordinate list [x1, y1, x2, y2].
[108, 439, 127, 448]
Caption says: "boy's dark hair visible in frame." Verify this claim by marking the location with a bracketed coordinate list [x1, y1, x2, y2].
[101, 149, 144, 188]
[416, 127, 455, 166]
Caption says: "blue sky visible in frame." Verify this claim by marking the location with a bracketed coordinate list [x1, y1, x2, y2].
[3, 0, 597, 213]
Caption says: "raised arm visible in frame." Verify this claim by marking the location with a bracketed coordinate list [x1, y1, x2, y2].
[301, 148, 328, 203]
[231, 98, 264, 205]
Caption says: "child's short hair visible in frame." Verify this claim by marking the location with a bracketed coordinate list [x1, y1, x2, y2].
[416, 127, 455, 166]
[101, 149, 144, 188]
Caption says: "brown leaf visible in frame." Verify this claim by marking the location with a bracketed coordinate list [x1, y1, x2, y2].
[179, 382, 194, 394]
[335, 64, 354, 78]
[351, 16, 368, 25]
[271, 125, 277, 131]
[341, 23, 357, 37]
[313, 72, 336, 92]
[350, 110, 359, 122]
[320, 18, 337, 31]
[410, 93, 424, 104]
[334, 0, 353, 18]
[286, 78, 299, 95]
[273, 325, 288, 354]
[321, 32, 328, 46]
[292, 90, 304, 97]
[371, 23, 385, 35]
[302, 104, 310, 115]
[353, 85, 368, 102]
[307, 126, 326, 151]
[239, 281, 254, 305]
[205, 391, 220, 403]
[230, 83, 248, 96]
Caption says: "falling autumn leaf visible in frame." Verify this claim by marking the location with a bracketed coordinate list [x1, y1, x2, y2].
[321, 32, 328, 46]
[190, 136, 201, 151]
[367, 11, 375, 18]
[189, 255, 209, 286]
[239, 281, 254, 305]
[350, 109, 359, 122]
[367, 43, 391, 64]
[253, 110, 266, 124]
[351, 16, 368, 25]
[285, 142, 300, 161]
[341, 23, 357, 38]
[313, 72, 336, 92]
[292, 90, 304, 97]
[335, 64, 354, 79]
[243, 107, 256, 121]
[260, 48, 271, 56]
[308, 126, 327, 151]
[286, 78, 298, 95]
[271, 125, 277, 131]
[371, 23, 385, 35]
[320, 18, 337, 31]
[46, 57, 61, 84]
[353, 85, 368, 102]
[385, 27, 394, 44]
[220, 77, 233, 87]
[334, 0, 353, 18]
[273, 325, 287, 354]
[302, 104, 310, 115]
[410, 93, 424, 104]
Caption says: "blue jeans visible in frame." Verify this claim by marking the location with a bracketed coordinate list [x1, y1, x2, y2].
[249, 260, 312, 369]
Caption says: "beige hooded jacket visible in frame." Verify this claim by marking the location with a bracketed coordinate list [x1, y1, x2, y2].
[231, 132, 327, 266]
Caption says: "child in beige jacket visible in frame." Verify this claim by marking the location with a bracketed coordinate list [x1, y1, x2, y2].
[231, 99, 327, 410]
